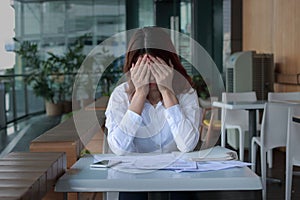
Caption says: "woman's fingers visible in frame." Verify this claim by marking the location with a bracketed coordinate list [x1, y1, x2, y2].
[139, 54, 147, 68]
[151, 58, 172, 78]
[135, 55, 146, 75]
[168, 59, 174, 68]
[156, 56, 167, 66]
[130, 55, 151, 96]
[140, 62, 150, 80]
[149, 56, 171, 73]
[131, 63, 139, 76]
[135, 56, 143, 67]
[156, 57, 172, 74]
[131, 55, 147, 79]
[147, 55, 175, 93]
[149, 64, 159, 78]
[132, 54, 175, 93]
[144, 62, 151, 80]
[149, 57, 163, 74]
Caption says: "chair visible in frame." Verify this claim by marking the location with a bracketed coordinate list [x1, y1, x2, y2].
[199, 97, 221, 149]
[221, 92, 259, 161]
[267, 92, 300, 168]
[200, 108, 221, 150]
[102, 128, 120, 200]
[268, 92, 300, 103]
[285, 105, 300, 200]
[251, 102, 291, 200]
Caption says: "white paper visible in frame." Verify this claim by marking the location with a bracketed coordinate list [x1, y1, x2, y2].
[92, 146, 250, 172]
[175, 160, 252, 172]
[93, 153, 196, 170]
[175, 146, 238, 161]
[190, 152, 237, 161]
[133, 158, 197, 170]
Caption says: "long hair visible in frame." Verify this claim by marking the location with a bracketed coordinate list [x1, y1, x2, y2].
[123, 27, 193, 99]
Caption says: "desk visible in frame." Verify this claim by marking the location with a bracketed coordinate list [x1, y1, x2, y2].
[212, 100, 266, 161]
[55, 147, 262, 197]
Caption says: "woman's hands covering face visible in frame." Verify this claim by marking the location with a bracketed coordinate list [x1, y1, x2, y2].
[130, 54, 150, 96]
[149, 55, 174, 94]
[131, 54, 175, 96]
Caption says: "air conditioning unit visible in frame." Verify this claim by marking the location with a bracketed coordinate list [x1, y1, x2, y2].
[225, 51, 274, 150]
[225, 51, 274, 100]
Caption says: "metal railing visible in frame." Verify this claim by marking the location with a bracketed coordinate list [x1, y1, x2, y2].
[0, 74, 45, 128]
[0, 70, 122, 129]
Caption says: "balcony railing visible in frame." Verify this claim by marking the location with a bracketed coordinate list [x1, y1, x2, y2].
[0, 74, 45, 129]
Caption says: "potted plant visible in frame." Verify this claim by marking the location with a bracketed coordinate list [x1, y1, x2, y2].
[13, 39, 60, 115]
[14, 36, 87, 116]
[98, 48, 122, 96]
[192, 74, 210, 100]
[43, 35, 87, 113]
[74, 46, 119, 108]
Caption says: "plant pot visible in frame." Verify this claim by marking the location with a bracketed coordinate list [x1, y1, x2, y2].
[72, 100, 81, 111]
[62, 101, 72, 114]
[45, 101, 63, 116]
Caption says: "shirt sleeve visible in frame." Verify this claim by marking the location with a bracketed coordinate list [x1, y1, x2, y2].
[164, 89, 201, 152]
[105, 85, 142, 155]
[106, 110, 143, 155]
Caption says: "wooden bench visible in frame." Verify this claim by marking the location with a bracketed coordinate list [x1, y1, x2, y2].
[29, 97, 109, 200]
[30, 97, 108, 169]
[0, 152, 66, 200]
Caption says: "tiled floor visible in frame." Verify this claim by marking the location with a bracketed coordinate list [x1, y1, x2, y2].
[0, 114, 61, 156]
[219, 147, 300, 200]
[0, 115, 300, 199]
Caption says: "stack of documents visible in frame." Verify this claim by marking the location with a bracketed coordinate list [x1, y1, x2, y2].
[92, 146, 252, 172]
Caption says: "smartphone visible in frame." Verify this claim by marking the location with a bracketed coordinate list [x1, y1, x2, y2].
[90, 160, 121, 168]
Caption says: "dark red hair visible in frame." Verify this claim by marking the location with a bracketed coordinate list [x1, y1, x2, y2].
[123, 27, 193, 97]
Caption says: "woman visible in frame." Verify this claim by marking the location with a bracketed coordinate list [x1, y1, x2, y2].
[105, 27, 201, 200]
[105, 27, 201, 156]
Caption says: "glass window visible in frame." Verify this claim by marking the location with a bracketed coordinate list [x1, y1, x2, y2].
[23, 2, 41, 36]
[67, 0, 93, 36]
[139, 0, 154, 27]
[43, 1, 66, 35]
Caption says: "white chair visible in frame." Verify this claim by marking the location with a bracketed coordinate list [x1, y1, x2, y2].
[199, 97, 221, 149]
[285, 105, 300, 200]
[267, 92, 300, 168]
[103, 128, 118, 200]
[268, 92, 300, 103]
[251, 102, 291, 200]
[221, 92, 259, 161]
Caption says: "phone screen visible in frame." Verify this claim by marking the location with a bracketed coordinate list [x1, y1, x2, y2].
[95, 160, 109, 166]
[90, 160, 121, 168]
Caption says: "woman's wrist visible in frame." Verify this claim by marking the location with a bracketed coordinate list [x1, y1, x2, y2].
[135, 88, 148, 98]
[129, 90, 147, 115]
[134, 88, 149, 97]
[161, 89, 178, 108]
[160, 88, 174, 97]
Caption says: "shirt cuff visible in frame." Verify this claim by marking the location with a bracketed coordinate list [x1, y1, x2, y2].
[119, 110, 143, 136]
[164, 104, 182, 126]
